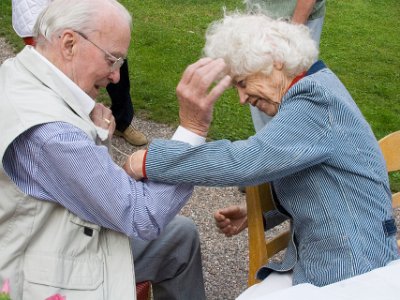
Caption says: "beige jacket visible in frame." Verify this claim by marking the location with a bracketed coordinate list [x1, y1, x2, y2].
[0, 47, 136, 300]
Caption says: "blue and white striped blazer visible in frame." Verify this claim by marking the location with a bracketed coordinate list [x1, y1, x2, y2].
[145, 61, 399, 286]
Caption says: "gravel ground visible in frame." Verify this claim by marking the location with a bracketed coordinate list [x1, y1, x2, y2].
[2, 37, 399, 300]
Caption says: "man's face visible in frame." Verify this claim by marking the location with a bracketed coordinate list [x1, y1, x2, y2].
[71, 23, 131, 99]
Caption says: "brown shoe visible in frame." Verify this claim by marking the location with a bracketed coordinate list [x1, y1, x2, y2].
[115, 123, 148, 146]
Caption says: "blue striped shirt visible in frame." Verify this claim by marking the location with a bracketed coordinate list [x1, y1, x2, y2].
[2, 121, 193, 241]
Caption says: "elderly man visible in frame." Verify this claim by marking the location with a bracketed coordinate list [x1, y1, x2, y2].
[12, 0, 148, 146]
[0, 0, 205, 299]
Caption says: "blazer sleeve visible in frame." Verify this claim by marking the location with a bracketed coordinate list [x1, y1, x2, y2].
[146, 79, 334, 187]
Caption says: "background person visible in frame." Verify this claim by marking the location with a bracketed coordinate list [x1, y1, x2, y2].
[107, 59, 148, 145]
[126, 12, 399, 293]
[1, 0, 205, 299]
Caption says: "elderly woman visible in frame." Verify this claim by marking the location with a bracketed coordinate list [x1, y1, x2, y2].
[126, 12, 399, 291]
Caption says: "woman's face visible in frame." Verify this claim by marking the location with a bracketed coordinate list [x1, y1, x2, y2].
[235, 65, 289, 116]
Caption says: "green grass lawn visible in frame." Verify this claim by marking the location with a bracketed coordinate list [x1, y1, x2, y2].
[1, 0, 399, 190]
[126, 0, 400, 142]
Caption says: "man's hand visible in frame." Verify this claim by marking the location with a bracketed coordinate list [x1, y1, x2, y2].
[90, 103, 116, 140]
[176, 57, 232, 137]
[123, 150, 146, 180]
[214, 205, 248, 237]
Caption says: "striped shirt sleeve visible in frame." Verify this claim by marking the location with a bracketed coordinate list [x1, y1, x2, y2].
[3, 122, 193, 240]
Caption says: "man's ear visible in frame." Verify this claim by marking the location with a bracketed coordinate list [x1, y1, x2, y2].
[58, 30, 76, 60]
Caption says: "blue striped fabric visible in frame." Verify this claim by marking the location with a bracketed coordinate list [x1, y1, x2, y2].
[3, 122, 193, 241]
[145, 63, 400, 285]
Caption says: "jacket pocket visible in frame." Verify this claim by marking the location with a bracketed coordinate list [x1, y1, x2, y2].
[24, 253, 103, 289]
[299, 235, 353, 286]
[23, 253, 104, 299]
[69, 213, 101, 233]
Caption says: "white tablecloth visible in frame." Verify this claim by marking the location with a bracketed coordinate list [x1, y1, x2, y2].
[237, 259, 400, 300]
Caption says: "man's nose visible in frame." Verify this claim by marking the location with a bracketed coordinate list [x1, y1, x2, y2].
[108, 69, 121, 84]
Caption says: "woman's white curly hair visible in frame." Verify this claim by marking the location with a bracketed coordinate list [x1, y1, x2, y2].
[203, 11, 318, 79]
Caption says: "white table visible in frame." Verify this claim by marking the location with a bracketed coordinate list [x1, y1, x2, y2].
[237, 259, 400, 300]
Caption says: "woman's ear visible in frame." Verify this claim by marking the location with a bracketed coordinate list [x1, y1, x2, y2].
[273, 61, 284, 70]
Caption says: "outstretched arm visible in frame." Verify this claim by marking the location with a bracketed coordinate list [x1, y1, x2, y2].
[123, 58, 231, 179]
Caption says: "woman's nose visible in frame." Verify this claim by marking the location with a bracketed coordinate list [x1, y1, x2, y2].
[237, 88, 248, 105]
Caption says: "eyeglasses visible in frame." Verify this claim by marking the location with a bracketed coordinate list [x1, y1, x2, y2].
[74, 31, 125, 72]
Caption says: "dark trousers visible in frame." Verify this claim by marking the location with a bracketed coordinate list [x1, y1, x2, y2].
[132, 215, 206, 300]
[106, 59, 134, 132]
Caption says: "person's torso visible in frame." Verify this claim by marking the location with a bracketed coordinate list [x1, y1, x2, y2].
[246, 0, 326, 20]
[0, 47, 136, 299]
[259, 67, 399, 286]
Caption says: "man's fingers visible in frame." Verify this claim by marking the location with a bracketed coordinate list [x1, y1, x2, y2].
[103, 114, 115, 127]
[90, 103, 104, 120]
[90, 103, 116, 132]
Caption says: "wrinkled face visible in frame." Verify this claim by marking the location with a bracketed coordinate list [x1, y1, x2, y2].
[234, 66, 288, 116]
[70, 21, 131, 99]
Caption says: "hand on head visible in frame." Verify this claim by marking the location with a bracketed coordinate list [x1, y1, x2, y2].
[176, 57, 232, 137]
[214, 205, 248, 237]
[90, 103, 116, 140]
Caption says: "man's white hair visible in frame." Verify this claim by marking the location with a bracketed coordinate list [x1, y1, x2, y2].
[203, 12, 318, 79]
[33, 0, 132, 42]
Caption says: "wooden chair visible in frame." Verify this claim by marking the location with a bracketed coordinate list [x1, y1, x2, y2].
[245, 131, 400, 287]
[245, 183, 290, 287]
[378, 130, 400, 248]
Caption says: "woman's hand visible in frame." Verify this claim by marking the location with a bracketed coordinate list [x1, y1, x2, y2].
[123, 150, 147, 180]
[214, 205, 248, 237]
[176, 57, 231, 137]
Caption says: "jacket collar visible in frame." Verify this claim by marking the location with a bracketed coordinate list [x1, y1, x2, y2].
[17, 46, 109, 141]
